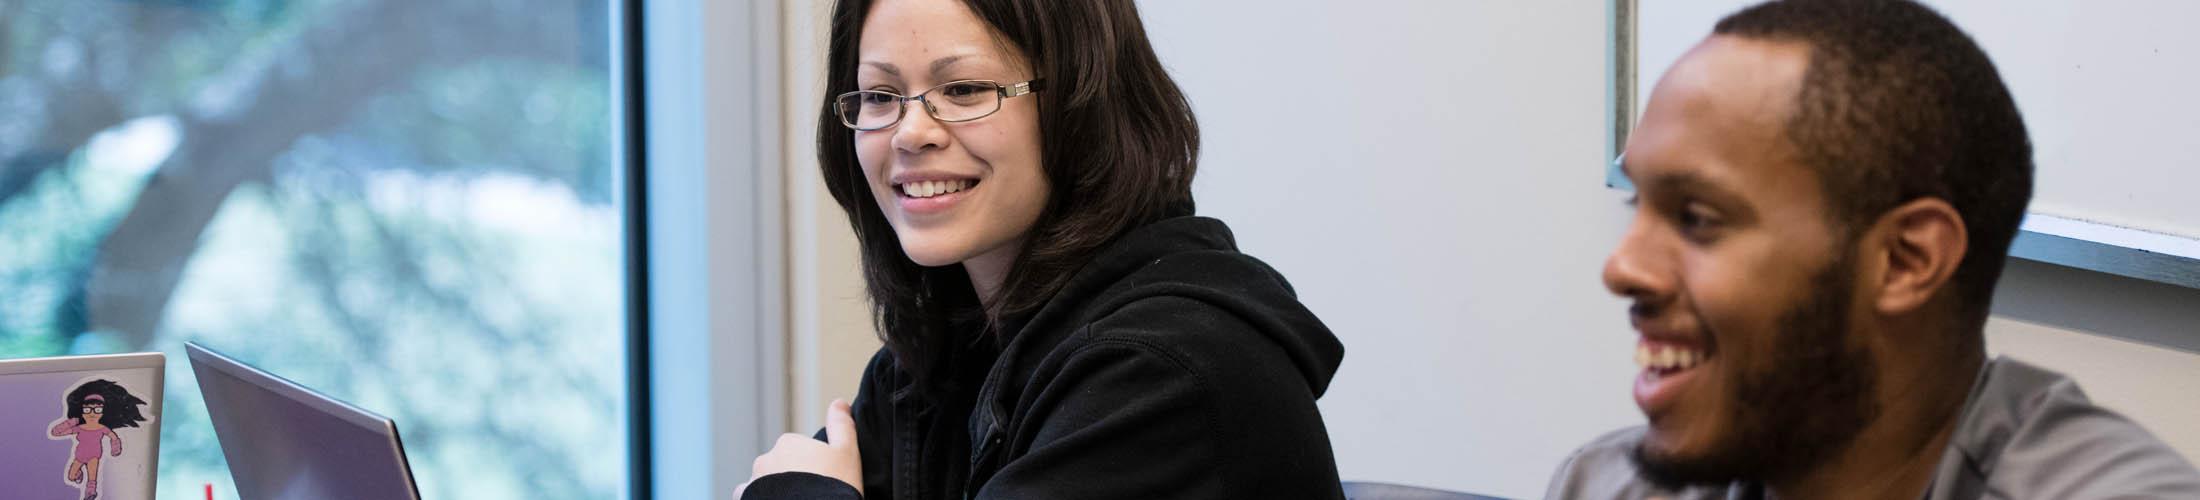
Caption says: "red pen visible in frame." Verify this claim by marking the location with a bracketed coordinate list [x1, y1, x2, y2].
[205, 483, 214, 500]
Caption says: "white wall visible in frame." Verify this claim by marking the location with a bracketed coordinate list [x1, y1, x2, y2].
[1139, 2, 1637, 497]
[778, 1, 2200, 498]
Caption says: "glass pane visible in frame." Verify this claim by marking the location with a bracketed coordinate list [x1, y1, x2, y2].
[0, 1, 628, 498]
[847, 92, 902, 130]
[932, 82, 997, 119]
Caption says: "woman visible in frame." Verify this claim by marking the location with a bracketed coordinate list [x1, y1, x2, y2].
[740, 0, 1346, 498]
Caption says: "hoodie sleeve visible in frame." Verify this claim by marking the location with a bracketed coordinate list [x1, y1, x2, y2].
[972, 296, 1345, 499]
[743, 348, 898, 500]
[741, 472, 862, 500]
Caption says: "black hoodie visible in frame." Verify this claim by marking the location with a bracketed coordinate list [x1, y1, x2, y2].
[743, 216, 1348, 499]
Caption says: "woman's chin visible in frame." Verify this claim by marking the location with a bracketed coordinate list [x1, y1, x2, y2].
[897, 227, 1023, 269]
[899, 243, 972, 268]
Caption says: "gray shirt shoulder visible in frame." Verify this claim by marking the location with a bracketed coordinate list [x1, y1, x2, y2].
[1543, 427, 1751, 500]
[1926, 357, 2200, 499]
[1545, 357, 2200, 500]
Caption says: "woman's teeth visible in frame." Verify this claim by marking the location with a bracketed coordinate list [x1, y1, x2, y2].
[900, 179, 974, 198]
[1635, 344, 1707, 371]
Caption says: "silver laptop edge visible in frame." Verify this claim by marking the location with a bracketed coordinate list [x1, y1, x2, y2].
[184, 342, 422, 500]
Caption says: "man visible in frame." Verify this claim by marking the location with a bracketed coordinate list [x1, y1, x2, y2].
[1548, 0, 2200, 498]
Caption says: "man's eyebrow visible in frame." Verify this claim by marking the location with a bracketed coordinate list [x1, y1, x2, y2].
[1640, 170, 1712, 193]
[1640, 169, 1755, 211]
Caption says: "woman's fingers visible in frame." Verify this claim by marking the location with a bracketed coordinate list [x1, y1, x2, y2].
[825, 399, 858, 450]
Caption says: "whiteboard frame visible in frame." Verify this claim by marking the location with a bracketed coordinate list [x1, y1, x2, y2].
[1606, 0, 2200, 292]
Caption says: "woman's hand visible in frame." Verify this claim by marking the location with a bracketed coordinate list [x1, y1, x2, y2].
[734, 399, 863, 499]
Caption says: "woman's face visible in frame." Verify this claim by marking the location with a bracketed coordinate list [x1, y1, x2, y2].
[855, 0, 1049, 270]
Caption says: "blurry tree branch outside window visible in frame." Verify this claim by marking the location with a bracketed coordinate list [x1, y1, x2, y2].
[0, 0, 629, 497]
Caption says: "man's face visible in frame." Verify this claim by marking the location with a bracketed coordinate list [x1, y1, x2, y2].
[1604, 35, 1880, 487]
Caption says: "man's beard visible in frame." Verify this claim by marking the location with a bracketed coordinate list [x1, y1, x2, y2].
[1631, 252, 1882, 489]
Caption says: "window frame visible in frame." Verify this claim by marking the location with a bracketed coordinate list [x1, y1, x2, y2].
[631, 1, 789, 499]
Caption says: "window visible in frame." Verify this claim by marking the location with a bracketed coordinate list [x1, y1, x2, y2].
[0, 1, 632, 498]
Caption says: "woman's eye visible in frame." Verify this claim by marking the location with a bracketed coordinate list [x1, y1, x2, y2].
[941, 83, 985, 97]
[862, 92, 897, 105]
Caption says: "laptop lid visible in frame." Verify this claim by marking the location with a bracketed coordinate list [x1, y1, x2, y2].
[186, 342, 421, 500]
[0, 352, 166, 500]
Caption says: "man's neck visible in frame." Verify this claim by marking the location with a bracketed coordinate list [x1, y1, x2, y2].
[1768, 343, 1986, 500]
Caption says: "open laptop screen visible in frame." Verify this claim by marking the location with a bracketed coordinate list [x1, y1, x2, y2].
[187, 343, 420, 500]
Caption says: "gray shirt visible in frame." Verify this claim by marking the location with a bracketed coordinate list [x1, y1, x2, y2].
[1545, 357, 2200, 499]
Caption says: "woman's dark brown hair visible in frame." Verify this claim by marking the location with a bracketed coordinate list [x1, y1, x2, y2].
[818, 0, 1200, 396]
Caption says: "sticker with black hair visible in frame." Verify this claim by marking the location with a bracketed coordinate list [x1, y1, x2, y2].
[65, 379, 150, 429]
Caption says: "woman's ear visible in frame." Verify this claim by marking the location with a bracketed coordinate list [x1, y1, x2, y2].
[1868, 198, 1968, 316]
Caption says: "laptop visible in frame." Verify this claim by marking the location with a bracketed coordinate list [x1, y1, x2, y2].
[186, 342, 422, 500]
[0, 352, 166, 500]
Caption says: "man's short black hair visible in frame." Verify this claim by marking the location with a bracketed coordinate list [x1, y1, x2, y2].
[1715, 0, 2034, 332]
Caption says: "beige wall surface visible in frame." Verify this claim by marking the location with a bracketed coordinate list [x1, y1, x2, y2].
[783, 0, 882, 431]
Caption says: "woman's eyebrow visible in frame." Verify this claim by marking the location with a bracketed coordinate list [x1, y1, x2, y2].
[861, 60, 900, 77]
[929, 54, 973, 75]
[863, 54, 987, 78]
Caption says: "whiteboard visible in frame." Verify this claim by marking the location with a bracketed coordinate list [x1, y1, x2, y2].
[1618, 0, 2200, 288]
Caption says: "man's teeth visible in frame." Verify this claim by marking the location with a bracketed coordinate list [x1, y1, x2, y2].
[901, 179, 974, 198]
[1634, 344, 1706, 371]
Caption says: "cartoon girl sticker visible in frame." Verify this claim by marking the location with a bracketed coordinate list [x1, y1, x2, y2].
[46, 379, 149, 500]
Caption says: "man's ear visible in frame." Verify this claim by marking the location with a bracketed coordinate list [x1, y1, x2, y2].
[1867, 198, 1968, 316]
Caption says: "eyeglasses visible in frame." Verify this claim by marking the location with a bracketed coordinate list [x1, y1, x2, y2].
[81, 406, 104, 414]
[834, 79, 1044, 132]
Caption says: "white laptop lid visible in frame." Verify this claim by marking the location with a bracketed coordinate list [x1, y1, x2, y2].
[0, 352, 166, 500]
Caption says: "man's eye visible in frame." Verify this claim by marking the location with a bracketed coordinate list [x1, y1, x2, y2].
[1676, 203, 1721, 234]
